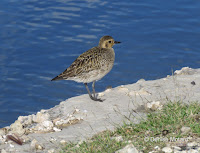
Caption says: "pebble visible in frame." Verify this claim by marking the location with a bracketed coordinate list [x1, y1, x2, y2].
[187, 149, 198, 153]
[30, 139, 38, 148]
[30, 139, 44, 150]
[1, 149, 7, 153]
[60, 140, 67, 145]
[75, 140, 84, 148]
[146, 101, 162, 111]
[115, 144, 139, 153]
[98, 92, 105, 97]
[35, 144, 44, 150]
[48, 148, 55, 153]
[154, 146, 160, 150]
[8, 148, 16, 152]
[162, 147, 173, 153]
[180, 126, 191, 135]
[174, 151, 184, 153]
[172, 146, 181, 151]
[9, 144, 14, 148]
[187, 141, 197, 148]
[105, 88, 112, 92]
[53, 127, 61, 132]
[111, 136, 123, 142]
[50, 137, 57, 142]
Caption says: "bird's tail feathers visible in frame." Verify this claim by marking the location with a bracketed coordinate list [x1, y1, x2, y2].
[51, 75, 67, 81]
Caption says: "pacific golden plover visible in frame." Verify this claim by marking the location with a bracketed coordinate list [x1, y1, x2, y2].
[51, 35, 121, 102]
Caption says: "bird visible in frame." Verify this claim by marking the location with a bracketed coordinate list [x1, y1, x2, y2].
[51, 35, 121, 102]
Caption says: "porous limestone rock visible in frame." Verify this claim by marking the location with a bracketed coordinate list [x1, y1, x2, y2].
[10, 120, 25, 135]
[0, 128, 8, 136]
[18, 115, 33, 127]
[41, 121, 54, 130]
[174, 67, 196, 75]
[0, 135, 7, 144]
[34, 121, 54, 132]
[32, 112, 50, 123]
[54, 115, 83, 128]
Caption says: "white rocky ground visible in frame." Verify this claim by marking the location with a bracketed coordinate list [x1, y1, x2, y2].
[0, 67, 200, 153]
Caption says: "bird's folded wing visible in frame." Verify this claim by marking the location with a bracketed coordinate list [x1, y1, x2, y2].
[52, 47, 104, 81]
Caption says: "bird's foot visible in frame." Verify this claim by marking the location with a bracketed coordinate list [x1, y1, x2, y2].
[89, 95, 104, 102]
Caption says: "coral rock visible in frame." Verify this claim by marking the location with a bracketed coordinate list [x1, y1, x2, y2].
[18, 115, 33, 126]
[174, 67, 196, 75]
[10, 120, 25, 135]
[32, 112, 50, 123]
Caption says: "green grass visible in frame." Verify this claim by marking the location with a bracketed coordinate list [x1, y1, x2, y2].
[61, 102, 200, 153]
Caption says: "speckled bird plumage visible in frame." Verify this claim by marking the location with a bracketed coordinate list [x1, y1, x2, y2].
[52, 35, 121, 102]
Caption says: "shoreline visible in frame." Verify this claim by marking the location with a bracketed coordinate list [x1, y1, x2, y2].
[0, 67, 200, 152]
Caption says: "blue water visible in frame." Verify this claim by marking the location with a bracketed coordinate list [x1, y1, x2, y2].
[0, 0, 200, 127]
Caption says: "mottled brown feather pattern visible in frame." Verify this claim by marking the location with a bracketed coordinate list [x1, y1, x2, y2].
[51, 35, 120, 101]
[52, 46, 114, 81]
[51, 35, 121, 85]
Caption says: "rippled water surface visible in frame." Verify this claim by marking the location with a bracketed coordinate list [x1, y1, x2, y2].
[0, 0, 200, 127]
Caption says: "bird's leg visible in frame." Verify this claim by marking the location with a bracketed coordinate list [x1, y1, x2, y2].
[84, 83, 92, 98]
[84, 83, 103, 102]
[92, 81, 96, 98]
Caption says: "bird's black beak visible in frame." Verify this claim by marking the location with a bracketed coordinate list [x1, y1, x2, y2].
[114, 41, 121, 44]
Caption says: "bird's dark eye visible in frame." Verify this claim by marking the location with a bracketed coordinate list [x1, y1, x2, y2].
[108, 41, 112, 43]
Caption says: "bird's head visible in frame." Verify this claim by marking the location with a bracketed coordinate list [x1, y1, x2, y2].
[98, 35, 121, 49]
